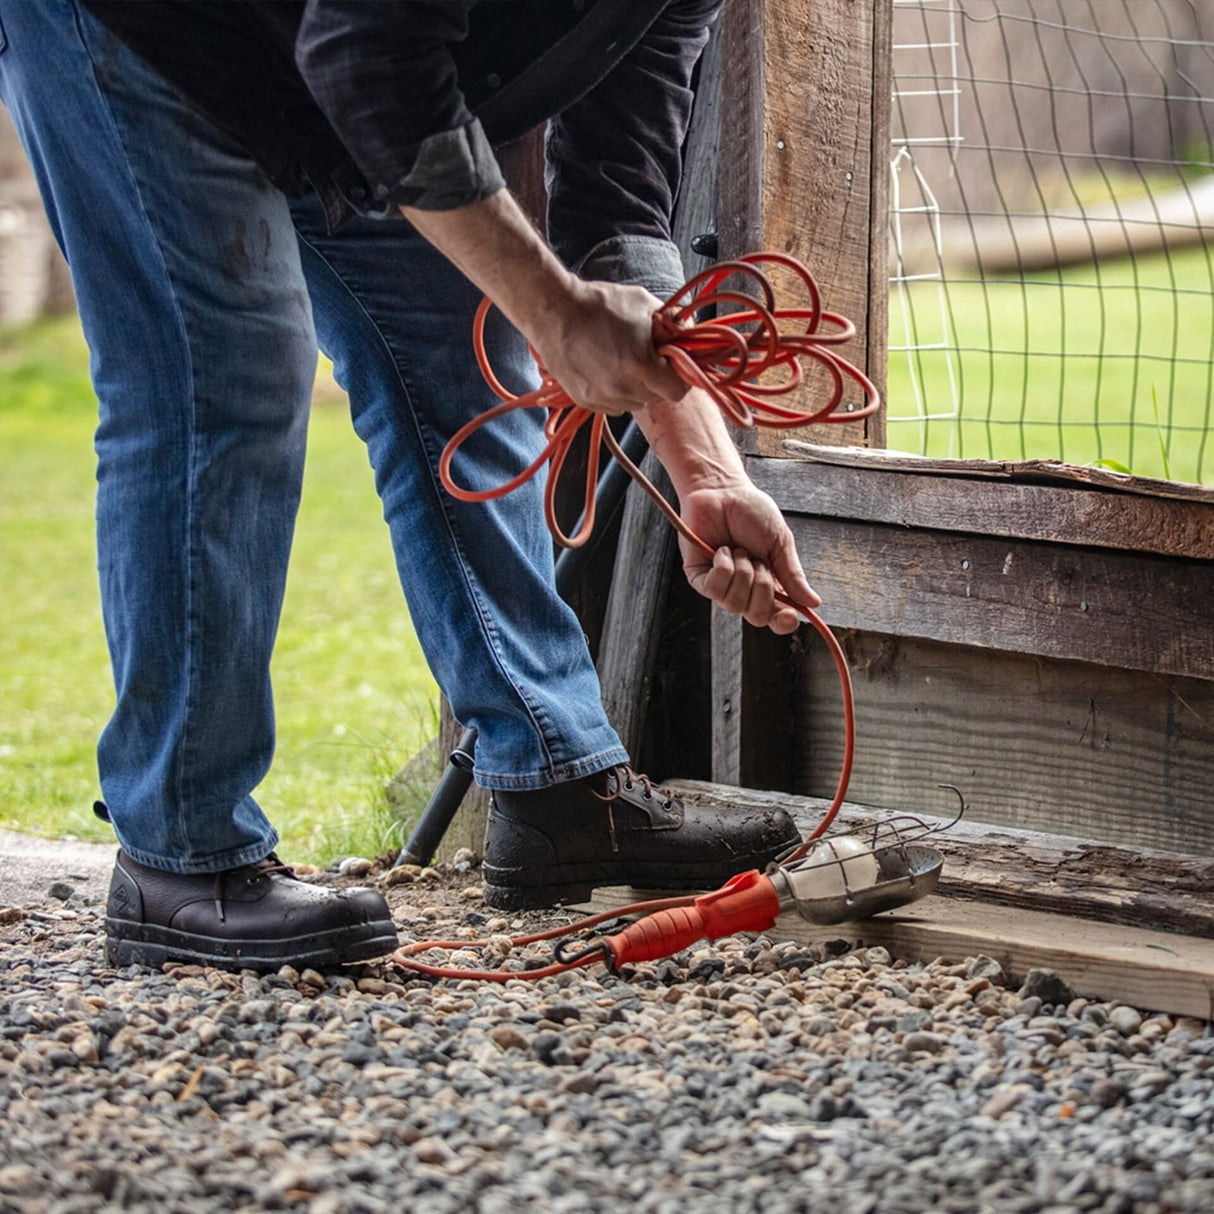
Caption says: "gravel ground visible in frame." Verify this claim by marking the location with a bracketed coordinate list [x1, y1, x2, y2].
[2, 858, 1212, 1214]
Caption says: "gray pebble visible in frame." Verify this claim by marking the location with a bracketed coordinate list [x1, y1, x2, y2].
[966, 955, 1006, 984]
[2, 868, 1212, 1213]
[1108, 1006, 1143, 1036]
[1018, 968, 1076, 1006]
[757, 1091, 815, 1121]
[904, 1031, 948, 1055]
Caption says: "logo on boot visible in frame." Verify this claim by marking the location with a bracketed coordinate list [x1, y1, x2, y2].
[109, 881, 134, 918]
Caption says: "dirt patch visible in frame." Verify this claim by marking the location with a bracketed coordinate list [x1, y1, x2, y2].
[0, 828, 115, 909]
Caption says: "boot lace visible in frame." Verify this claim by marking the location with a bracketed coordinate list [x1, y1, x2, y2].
[212, 853, 295, 923]
[252, 852, 296, 878]
[590, 765, 676, 811]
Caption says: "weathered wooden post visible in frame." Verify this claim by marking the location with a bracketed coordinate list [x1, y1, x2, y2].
[710, 0, 892, 789]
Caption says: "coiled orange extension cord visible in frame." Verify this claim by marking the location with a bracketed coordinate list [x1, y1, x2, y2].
[394, 253, 879, 981]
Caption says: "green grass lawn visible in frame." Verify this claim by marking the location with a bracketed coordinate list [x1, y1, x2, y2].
[0, 315, 439, 864]
[887, 244, 1214, 485]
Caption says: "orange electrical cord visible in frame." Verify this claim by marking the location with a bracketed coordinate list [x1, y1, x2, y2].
[394, 253, 878, 981]
[392, 895, 699, 983]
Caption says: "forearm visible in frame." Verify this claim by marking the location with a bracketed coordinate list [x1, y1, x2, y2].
[401, 190, 576, 342]
[639, 386, 821, 626]
[401, 191, 687, 413]
[634, 387, 749, 495]
[406, 191, 817, 628]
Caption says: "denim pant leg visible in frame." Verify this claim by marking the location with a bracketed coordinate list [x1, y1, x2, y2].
[0, 0, 316, 871]
[290, 200, 629, 789]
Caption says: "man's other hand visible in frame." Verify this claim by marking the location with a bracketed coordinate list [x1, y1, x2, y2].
[677, 481, 821, 635]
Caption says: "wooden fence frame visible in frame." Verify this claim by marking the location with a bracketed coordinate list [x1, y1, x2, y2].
[593, 0, 1214, 862]
[586, 0, 1214, 1011]
[430, 3, 1214, 1016]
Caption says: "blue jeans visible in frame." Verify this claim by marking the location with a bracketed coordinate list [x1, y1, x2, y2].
[0, 0, 627, 873]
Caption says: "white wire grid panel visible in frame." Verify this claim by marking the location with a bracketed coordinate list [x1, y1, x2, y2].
[884, 0, 1214, 484]
[889, 0, 964, 452]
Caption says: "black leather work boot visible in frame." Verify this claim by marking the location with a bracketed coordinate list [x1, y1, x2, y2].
[481, 766, 800, 910]
[105, 851, 399, 973]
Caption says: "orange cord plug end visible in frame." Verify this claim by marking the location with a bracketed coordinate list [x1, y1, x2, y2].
[602, 869, 782, 968]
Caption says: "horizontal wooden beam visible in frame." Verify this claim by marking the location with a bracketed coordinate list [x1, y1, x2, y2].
[782, 516, 1214, 679]
[751, 452, 1214, 561]
[775, 898, 1214, 1021]
[779, 441, 1214, 508]
[791, 632, 1214, 856]
[667, 780, 1214, 937]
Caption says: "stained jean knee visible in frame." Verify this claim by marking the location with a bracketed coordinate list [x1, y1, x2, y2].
[290, 200, 628, 788]
[0, 0, 315, 870]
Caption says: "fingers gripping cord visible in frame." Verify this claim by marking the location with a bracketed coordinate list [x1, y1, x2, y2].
[395, 254, 877, 982]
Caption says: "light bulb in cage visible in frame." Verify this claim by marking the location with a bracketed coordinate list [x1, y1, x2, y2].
[590, 797, 965, 969]
[768, 814, 950, 926]
[786, 835, 880, 901]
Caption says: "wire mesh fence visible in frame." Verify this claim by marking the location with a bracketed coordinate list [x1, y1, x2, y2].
[888, 0, 1214, 485]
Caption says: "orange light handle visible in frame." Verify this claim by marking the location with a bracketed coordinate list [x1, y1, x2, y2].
[603, 870, 782, 968]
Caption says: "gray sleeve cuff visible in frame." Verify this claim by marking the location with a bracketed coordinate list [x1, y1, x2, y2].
[385, 118, 507, 211]
[573, 235, 687, 301]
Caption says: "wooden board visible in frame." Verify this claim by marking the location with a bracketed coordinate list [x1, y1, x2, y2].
[717, 0, 890, 453]
[926, 176, 1214, 277]
[434, 700, 489, 865]
[783, 516, 1214, 680]
[752, 451, 1214, 560]
[780, 441, 1214, 506]
[710, 611, 746, 786]
[666, 779, 1214, 937]
[597, 453, 679, 761]
[710, 610, 798, 789]
[579, 888, 1214, 1020]
[794, 632, 1214, 856]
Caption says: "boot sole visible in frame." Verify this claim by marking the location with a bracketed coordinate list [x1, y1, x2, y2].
[481, 855, 774, 912]
[481, 879, 599, 912]
[105, 916, 399, 974]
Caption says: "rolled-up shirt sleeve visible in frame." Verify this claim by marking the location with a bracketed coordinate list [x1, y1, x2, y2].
[545, 0, 720, 298]
[295, 0, 506, 211]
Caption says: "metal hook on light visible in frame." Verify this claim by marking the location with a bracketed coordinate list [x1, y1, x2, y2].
[935, 784, 969, 832]
[552, 937, 609, 967]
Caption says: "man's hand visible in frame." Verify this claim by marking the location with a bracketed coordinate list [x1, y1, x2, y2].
[677, 481, 820, 635]
[530, 279, 686, 415]
[402, 191, 684, 414]
[632, 385, 820, 635]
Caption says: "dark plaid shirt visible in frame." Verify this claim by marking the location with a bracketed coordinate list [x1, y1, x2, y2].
[84, 0, 720, 294]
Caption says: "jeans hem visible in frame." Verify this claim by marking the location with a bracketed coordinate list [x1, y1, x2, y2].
[119, 833, 280, 875]
[474, 744, 631, 792]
